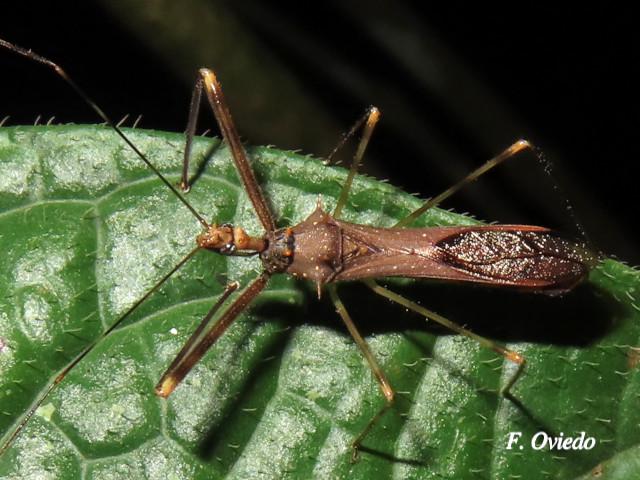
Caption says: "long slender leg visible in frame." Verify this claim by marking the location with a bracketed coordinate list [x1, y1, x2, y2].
[333, 107, 381, 220]
[0, 247, 201, 456]
[327, 285, 394, 462]
[179, 75, 204, 192]
[394, 140, 535, 227]
[363, 279, 525, 394]
[325, 106, 379, 166]
[181, 69, 276, 232]
[157, 281, 239, 381]
[0, 38, 209, 228]
[156, 272, 271, 397]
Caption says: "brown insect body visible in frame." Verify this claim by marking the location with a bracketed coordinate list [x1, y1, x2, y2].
[202, 204, 596, 295]
[332, 215, 596, 293]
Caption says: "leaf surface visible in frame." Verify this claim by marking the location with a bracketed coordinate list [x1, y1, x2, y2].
[0, 126, 638, 479]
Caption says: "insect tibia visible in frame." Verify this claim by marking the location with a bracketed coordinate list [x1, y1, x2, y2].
[197, 224, 266, 254]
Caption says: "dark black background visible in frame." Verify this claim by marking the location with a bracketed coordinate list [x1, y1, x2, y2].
[1, 2, 637, 264]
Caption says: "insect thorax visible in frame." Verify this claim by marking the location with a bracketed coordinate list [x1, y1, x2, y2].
[260, 227, 295, 274]
[267, 207, 344, 287]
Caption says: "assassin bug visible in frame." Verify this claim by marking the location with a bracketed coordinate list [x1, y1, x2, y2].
[0, 38, 597, 462]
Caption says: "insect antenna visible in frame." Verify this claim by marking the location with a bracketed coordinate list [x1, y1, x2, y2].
[0, 38, 209, 229]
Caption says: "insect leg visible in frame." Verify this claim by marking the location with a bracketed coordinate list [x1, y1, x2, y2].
[394, 140, 536, 227]
[327, 285, 394, 462]
[363, 279, 525, 395]
[155, 281, 239, 384]
[156, 272, 270, 398]
[0, 247, 201, 456]
[196, 69, 276, 232]
[179, 74, 204, 192]
[333, 107, 381, 220]
[325, 106, 380, 166]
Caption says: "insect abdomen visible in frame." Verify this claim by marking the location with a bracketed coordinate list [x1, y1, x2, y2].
[435, 227, 597, 292]
[332, 222, 596, 292]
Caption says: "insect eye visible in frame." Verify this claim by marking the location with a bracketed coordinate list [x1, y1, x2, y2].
[219, 243, 237, 255]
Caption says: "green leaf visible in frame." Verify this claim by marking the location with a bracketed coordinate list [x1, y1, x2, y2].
[0, 125, 638, 479]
